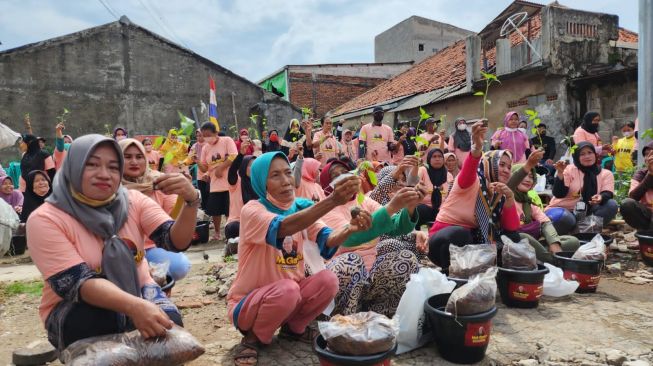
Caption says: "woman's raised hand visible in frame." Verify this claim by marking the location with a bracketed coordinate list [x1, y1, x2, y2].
[526, 149, 545, 171]
[471, 121, 487, 152]
[348, 209, 372, 232]
[153, 173, 198, 202]
[330, 175, 361, 205]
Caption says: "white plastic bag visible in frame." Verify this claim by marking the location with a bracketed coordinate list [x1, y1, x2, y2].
[301, 230, 335, 315]
[393, 268, 456, 354]
[0, 122, 20, 150]
[0, 199, 20, 256]
[572, 234, 606, 261]
[534, 174, 546, 192]
[542, 263, 579, 297]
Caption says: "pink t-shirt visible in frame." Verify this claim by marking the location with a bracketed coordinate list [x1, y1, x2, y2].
[629, 178, 653, 209]
[53, 149, 66, 171]
[296, 180, 326, 203]
[27, 190, 171, 323]
[419, 132, 442, 152]
[143, 190, 179, 250]
[341, 139, 358, 162]
[417, 166, 453, 206]
[359, 124, 395, 162]
[227, 200, 327, 315]
[227, 180, 244, 224]
[322, 197, 381, 271]
[145, 150, 161, 171]
[200, 137, 238, 192]
[573, 127, 603, 154]
[313, 131, 340, 165]
[547, 165, 614, 210]
[19, 156, 55, 192]
[434, 170, 480, 228]
[515, 201, 550, 224]
[448, 135, 470, 168]
[392, 142, 405, 165]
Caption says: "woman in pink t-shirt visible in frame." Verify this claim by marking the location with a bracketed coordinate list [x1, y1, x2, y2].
[119, 138, 192, 282]
[293, 157, 325, 203]
[573, 111, 611, 156]
[545, 142, 617, 235]
[26, 134, 199, 351]
[428, 122, 521, 270]
[507, 155, 580, 263]
[226, 152, 372, 365]
[415, 148, 453, 229]
[320, 159, 423, 316]
[491, 111, 530, 163]
[621, 141, 653, 231]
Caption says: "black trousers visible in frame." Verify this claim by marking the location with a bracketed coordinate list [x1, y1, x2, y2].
[61, 301, 183, 348]
[224, 221, 240, 240]
[197, 180, 210, 211]
[427, 226, 520, 270]
[415, 204, 437, 230]
[621, 198, 653, 231]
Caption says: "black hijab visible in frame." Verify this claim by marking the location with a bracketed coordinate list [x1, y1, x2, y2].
[453, 118, 471, 151]
[20, 170, 52, 222]
[20, 134, 50, 183]
[395, 123, 417, 156]
[581, 112, 600, 134]
[239, 155, 258, 204]
[572, 141, 600, 204]
[427, 149, 448, 209]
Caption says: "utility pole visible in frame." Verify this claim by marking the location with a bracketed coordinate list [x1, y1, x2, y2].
[638, 0, 653, 162]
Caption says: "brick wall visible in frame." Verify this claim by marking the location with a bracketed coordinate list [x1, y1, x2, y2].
[288, 72, 386, 117]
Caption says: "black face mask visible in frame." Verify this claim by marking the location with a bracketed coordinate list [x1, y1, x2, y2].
[539, 130, 546, 136]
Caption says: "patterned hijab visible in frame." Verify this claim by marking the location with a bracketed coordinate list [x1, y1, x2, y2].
[475, 150, 512, 243]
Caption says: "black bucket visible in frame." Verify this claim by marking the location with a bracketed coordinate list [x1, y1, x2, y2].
[9, 236, 27, 256]
[447, 277, 468, 289]
[573, 233, 614, 247]
[313, 334, 396, 366]
[424, 293, 497, 364]
[634, 232, 653, 266]
[161, 275, 175, 297]
[496, 264, 549, 308]
[554, 251, 603, 293]
[192, 221, 210, 245]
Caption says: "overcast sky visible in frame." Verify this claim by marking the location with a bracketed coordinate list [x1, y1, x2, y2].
[0, 0, 639, 82]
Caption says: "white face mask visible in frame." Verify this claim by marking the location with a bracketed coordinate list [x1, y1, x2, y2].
[518, 128, 527, 134]
[623, 131, 633, 138]
[457, 124, 467, 131]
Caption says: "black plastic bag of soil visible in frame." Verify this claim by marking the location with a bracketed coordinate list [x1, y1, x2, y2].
[448, 244, 496, 279]
[318, 312, 397, 356]
[61, 325, 205, 366]
[445, 267, 498, 316]
[500, 235, 537, 271]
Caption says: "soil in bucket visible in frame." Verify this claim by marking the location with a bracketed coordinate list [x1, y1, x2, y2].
[424, 293, 497, 364]
[554, 251, 603, 293]
[314, 334, 396, 366]
[634, 232, 653, 266]
[496, 264, 549, 308]
[573, 233, 614, 247]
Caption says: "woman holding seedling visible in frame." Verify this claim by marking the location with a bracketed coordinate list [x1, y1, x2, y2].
[428, 121, 521, 270]
[545, 142, 617, 235]
[491, 111, 530, 163]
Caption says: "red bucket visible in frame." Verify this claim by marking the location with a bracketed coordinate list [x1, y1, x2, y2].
[635, 232, 653, 266]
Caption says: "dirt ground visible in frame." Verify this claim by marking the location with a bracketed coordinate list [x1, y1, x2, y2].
[1, 230, 652, 366]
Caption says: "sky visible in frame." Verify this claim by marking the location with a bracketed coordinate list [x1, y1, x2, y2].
[0, 0, 639, 83]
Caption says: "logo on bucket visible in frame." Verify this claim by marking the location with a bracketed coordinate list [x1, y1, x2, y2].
[465, 321, 492, 347]
[508, 282, 543, 301]
[643, 246, 653, 259]
[563, 271, 600, 289]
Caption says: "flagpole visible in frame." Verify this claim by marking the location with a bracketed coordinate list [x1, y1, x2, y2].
[231, 91, 239, 131]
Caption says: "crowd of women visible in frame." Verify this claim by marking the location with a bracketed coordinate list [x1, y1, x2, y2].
[8, 108, 647, 366]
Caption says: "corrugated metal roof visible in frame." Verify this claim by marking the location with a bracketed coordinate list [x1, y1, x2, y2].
[389, 85, 468, 113]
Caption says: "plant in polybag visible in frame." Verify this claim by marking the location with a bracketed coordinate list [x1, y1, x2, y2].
[446, 267, 498, 316]
[149, 260, 170, 287]
[61, 325, 205, 366]
[500, 235, 537, 271]
[393, 268, 456, 354]
[448, 244, 496, 279]
[572, 233, 607, 261]
[318, 312, 397, 356]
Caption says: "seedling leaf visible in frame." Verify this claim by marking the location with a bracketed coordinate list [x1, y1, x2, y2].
[474, 91, 485, 96]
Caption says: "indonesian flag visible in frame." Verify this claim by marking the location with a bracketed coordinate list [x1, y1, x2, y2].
[209, 77, 220, 131]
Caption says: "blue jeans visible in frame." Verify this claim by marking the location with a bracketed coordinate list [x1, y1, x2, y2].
[545, 199, 619, 235]
[145, 247, 191, 281]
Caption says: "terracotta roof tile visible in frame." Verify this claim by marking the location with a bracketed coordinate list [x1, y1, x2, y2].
[618, 28, 638, 43]
[332, 13, 542, 117]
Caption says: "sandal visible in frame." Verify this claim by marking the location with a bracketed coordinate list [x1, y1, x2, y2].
[278, 324, 318, 344]
[234, 341, 258, 366]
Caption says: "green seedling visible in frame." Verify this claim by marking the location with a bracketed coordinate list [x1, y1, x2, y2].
[56, 108, 70, 124]
[525, 109, 543, 147]
[301, 107, 313, 120]
[474, 72, 500, 119]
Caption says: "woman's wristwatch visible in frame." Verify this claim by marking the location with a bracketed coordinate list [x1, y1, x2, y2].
[185, 190, 201, 208]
